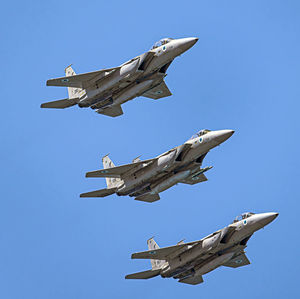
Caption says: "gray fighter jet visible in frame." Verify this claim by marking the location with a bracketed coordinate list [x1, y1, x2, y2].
[126, 212, 278, 285]
[80, 129, 234, 202]
[41, 37, 198, 117]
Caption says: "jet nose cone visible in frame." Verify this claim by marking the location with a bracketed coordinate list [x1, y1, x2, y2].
[258, 212, 279, 227]
[269, 212, 279, 222]
[178, 37, 199, 52]
[214, 129, 235, 144]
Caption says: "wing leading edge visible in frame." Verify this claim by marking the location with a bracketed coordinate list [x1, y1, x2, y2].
[223, 252, 251, 268]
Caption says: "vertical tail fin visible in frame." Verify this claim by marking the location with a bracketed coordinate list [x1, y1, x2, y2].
[102, 155, 123, 189]
[147, 237, 166, 270]
[65, 65, 84, 99]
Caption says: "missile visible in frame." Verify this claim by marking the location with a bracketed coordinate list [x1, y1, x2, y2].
[191, 166, 213, 177]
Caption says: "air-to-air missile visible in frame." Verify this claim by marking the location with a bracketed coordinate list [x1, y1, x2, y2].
[80, 129, 234, 202]
[41, 37, 198, 117]
[126, 212, 278, 285]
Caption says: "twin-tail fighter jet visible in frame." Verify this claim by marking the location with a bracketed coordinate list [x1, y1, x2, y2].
[80, 129, 234, 202]
[126, 212, 278, 285]
[41, 37, 198, 117]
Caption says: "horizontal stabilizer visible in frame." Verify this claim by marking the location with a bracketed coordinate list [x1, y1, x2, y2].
[223, 252, 250, 268]
[86, 158, 155, 178]
[142, 80, 172, 100]
[135, 193, 160, 203]
[80, 188, 116, 198]
[40, 98, 78, 109]
[96, 105, 123, 117]
[47, 67, 118, 88]
[125, 269, 160, 280]
[180, 173, 208, 185]
[179, 275, 204, 285]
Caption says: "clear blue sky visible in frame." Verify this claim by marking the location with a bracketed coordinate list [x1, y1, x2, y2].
[1, 1, 299, 298]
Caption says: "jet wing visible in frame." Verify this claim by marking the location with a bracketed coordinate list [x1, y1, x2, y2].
[97, 105, 123, 117]
[178, 275, 204, 285]
[180, 173, 208, 185]
[223, 252, 251, 268]
[131, 241, 200, 260]
[86, 158, 156, 178]
[142, 80, 172, 99]
[46, 67, 118, 88]
[125, 269, 160, 280]
[41, 97, 78, 109]
[80, 187, 117, 198]
[135, 193, 160, 203]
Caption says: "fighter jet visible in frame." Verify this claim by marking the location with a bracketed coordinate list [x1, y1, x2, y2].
[80, 129, 234, 202]
[41, 37, 198, 117]
[126, 212, 278, 285]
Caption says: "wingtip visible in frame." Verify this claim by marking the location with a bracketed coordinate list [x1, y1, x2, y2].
[80, 192, 91, 198]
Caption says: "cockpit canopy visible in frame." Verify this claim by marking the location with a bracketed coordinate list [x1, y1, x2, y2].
[151, 38, 173, 49]
[189, 129, 211, 140]
[233, 212, 256, 223]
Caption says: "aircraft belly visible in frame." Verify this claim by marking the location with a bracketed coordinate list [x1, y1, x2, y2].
[194, 252, 235, 276]
[162, 233, 223, 278]
[112, 80, 154, 106]
[88, 74, 158, 109]
[149, 171, 190, 194]
[79, 59, 140, 107]
[122, 151, 177, 194]
[118, 171, 169, 196]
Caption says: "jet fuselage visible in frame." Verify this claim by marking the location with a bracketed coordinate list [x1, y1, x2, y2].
[126, 212, 278, 284]
[78, 37, 198, 110]
[116, 129, 234, 197]
[162, 212, 278, 279]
